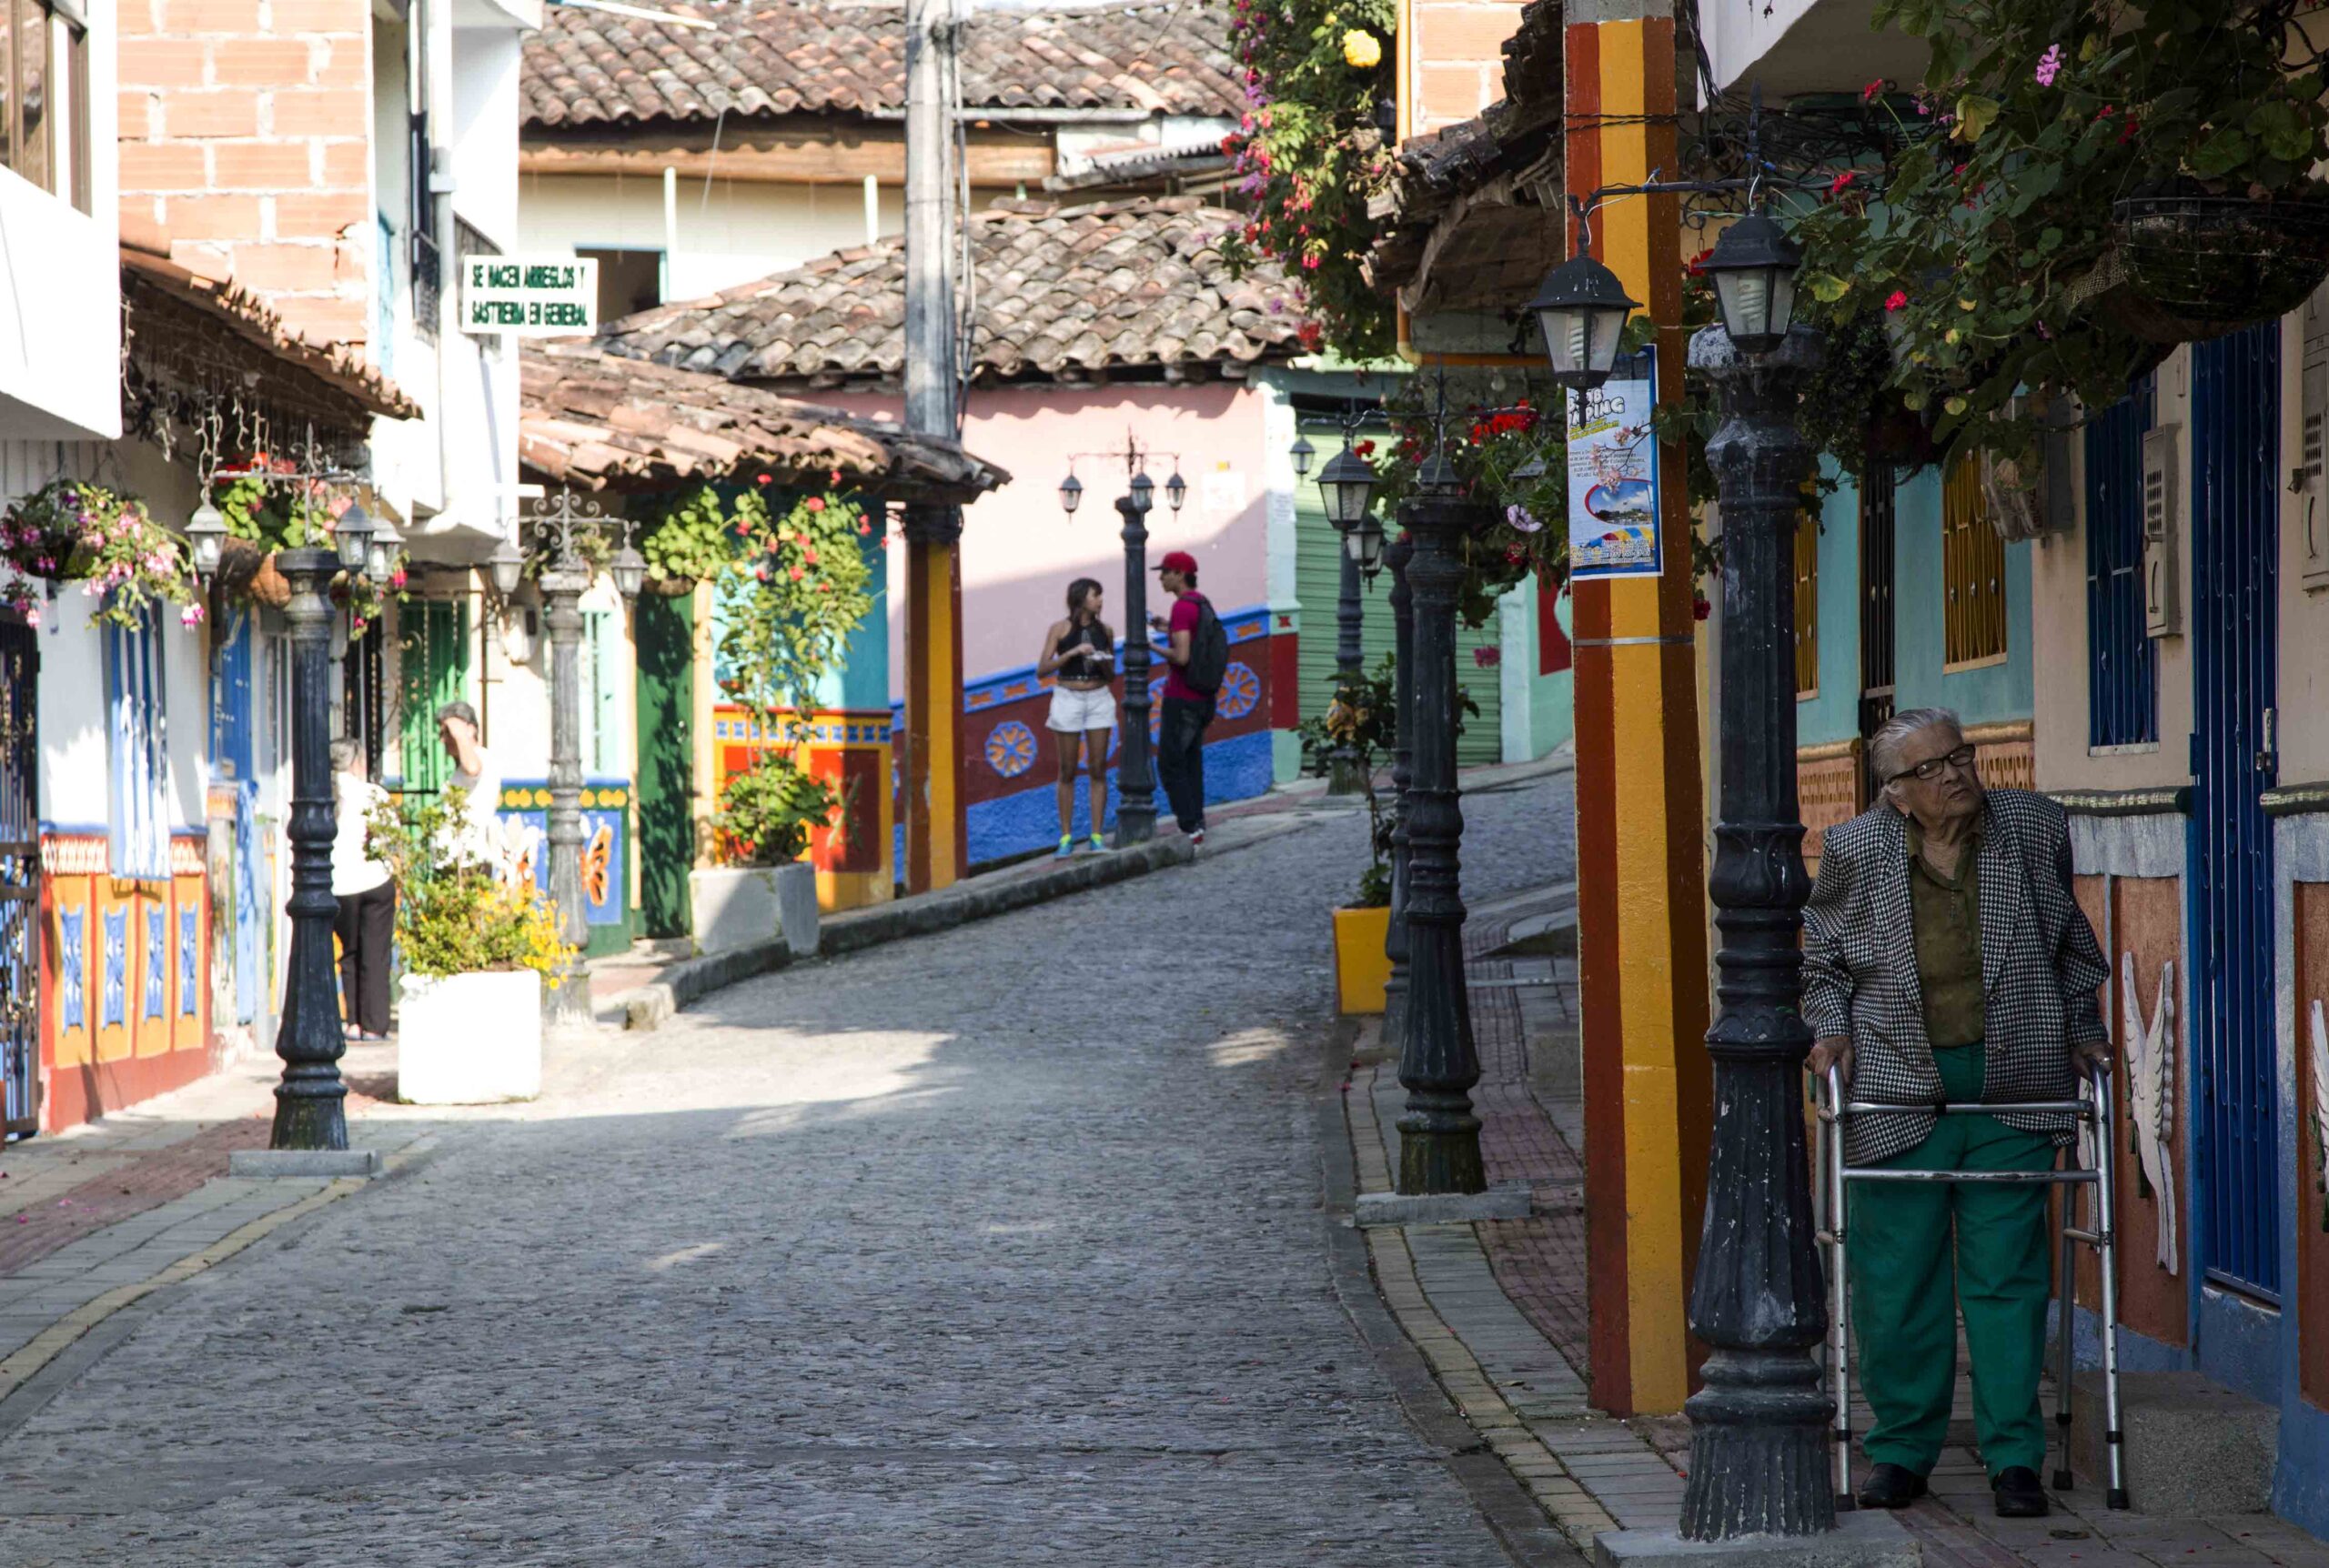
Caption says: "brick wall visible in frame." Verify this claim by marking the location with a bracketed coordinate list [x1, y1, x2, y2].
[118, 0, 373, 349]
[1406, 0, 1528, 139]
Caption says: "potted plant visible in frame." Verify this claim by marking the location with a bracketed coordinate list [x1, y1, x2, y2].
[692, 751, 842, 958]
[368, 788, 572, 1103]
[685, 481, 875, 955]
[0, 479, 202, 629]
[1299, 657, 1398, 1012]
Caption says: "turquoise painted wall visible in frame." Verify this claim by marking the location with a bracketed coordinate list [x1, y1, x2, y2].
[1532, 585, 1575, 757]
[834, 531, 888, 711]
[1796, 462, 2033, 749]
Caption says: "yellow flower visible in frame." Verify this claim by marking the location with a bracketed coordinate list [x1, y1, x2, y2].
[1342, 28, 1382, 68]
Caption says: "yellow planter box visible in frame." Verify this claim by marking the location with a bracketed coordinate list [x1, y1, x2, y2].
[1334, 904, 1393, 1015]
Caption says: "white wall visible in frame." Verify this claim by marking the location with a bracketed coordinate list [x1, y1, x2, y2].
[518, 173, 922, 306]
[1699, 0, 1924, 98]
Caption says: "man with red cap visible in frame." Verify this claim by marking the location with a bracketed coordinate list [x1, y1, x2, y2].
[1148, 549, 1225, 847]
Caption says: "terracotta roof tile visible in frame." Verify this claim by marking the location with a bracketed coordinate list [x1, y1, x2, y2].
[596, 196, 1306, 387]
[523, 0, 1242, 129]
[519, 338, 1006, 500]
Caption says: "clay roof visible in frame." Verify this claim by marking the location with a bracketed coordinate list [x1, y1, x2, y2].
[119, 246, 420, 421]
[522, 0, 1242, 130]
[519, 339, 1006, 500]
[594, 196, 1306, 388]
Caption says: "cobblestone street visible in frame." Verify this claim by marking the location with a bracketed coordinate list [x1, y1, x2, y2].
[0, 771, 1577, 1565]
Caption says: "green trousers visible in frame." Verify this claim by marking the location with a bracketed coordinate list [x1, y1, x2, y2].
[1848, 1043, 2054, 1481]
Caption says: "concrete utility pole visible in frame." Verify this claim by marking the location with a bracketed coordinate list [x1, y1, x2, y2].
[900, 0, 968, 893]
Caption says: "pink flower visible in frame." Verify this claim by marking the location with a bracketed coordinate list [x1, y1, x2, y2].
[1830, 171, 1857, 196]
[1506, 505, 1542, 534]
[2034, 43, 2062, 86]
[1884, 289, 1909, 312]
[1862, 78, 1883, 104]
[21, 608, 36, 628]
[180, 604, 204, 628]
[1472, 646, 1501, 668]
[804, 496, 826, 512]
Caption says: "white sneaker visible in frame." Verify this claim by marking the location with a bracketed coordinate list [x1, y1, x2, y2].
[1190, 827, 1205, 850]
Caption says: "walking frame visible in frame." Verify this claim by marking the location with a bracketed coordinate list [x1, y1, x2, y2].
[1814, 1061, 2128, 1512]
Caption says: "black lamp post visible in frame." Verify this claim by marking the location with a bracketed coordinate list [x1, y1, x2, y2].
[190, 495, 391, 1150]
[1296, 407, 1384, 797]
[1538, 137, 1836, 1538]
[1379, 530, 1417, 1048]
[1059, 443, 1186, 848]
[502, 490, 642, 1026]
[1394, 447, 1488, 1195]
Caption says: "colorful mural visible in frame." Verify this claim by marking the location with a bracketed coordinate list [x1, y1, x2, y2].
[708, 708, 897, 912]
[908, 602, 1291, 868]
[493, 779, 636, 958]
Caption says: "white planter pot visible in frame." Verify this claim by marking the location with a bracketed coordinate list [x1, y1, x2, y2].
[691, 862, 818, 958]
[398, 970, 542, 1104]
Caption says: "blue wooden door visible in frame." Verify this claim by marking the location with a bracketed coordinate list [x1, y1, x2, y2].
[2191, 322, 2282, 1300]
[0, 618, 37, 1137]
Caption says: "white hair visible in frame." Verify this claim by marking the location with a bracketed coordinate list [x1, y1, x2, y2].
[1869, 707, 1963, 786]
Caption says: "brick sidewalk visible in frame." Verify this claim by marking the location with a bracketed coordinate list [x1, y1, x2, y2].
[1348, 886, 2329, 1566]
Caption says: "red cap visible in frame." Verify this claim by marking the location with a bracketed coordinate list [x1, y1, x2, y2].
[1156, 549, 1198, 576]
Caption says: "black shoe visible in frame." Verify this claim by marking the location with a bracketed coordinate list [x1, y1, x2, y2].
[1992, 1466, 2050, 1518]
[1856, 1463, 1928, 1510]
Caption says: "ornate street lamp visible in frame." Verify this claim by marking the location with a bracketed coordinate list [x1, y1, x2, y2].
[1318, 444, 1378, 529]
[1393, 423, 1488, 1195]
[1700, 209, 1803, 357]
[519, 490, 642, 1025]
[1529, 241, 1640, 390]
[1058, 441, 1185, 848]
[487, 537, 525, 598]
[185, 500, 227, 583]
[1289, 433, 1316, 478]
[332, 501, 375, 575]
[1379, 529, 1417, 1048]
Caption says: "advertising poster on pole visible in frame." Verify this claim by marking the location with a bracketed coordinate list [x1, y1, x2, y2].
[1565, 351, 1661, 579]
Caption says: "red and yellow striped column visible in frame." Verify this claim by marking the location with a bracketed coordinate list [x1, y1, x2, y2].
[1566, 4, 1713, 1418]
[902, 507, 967, 893]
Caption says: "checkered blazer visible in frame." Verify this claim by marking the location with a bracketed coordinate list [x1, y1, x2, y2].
[1802, 789, 2110, 1165]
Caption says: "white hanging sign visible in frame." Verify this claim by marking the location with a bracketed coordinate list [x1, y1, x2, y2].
[460, 256, 598, 336]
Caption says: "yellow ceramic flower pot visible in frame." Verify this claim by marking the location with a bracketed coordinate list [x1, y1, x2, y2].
[1334, 904, 1392, 1014]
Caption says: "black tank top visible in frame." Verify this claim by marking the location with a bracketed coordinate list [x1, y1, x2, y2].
[1054, 620, 1114, 684]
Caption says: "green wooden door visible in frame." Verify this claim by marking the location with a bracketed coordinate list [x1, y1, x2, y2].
[634, 592, 695, 939]
[1294, 424, 1503, 766]
[397, 599, 469, 793]
[582, 608, 622, 776]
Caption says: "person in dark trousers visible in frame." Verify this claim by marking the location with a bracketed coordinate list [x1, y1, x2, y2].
[1149, 550, 1214, 847]
[329, 738, 397, 1040]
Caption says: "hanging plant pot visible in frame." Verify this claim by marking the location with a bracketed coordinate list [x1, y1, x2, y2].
[643, 574, 696, 598]
[1981, 448, 2049, 544]
[215, 536, 292, 608]
[2110, 185, 2329, 339]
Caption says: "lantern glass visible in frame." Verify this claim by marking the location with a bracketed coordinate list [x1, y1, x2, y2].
[1317, 446, 1377, 529]
[1350, 517, 1386, 577]
[333, 502, 374, 574]
[1702, 211, 1802, 354]
[1527, 249, 1639, 388]
[489, 538, 526, 598]
[186, 500, 227, 583]
[611, 542, 647, 601]
[1058, 472, 1084, 516]
[1289, 434, 1316, 477]
[1129, 471, 1154, 515]
[1165, 470, 1187, 514]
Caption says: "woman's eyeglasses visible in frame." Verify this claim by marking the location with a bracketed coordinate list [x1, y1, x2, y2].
[1889, 745, 1978, 785]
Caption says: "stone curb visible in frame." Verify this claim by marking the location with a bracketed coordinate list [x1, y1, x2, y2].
[1354, 1182, 1534, 1227]
[602, 937, 792, 1033]
[227, 1149, 383, 1179]
[817, 836, 1195, 957]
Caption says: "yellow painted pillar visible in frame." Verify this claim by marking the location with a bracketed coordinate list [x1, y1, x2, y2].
[1565, 0, 1711, 1418]
[902, 505, 966, 892]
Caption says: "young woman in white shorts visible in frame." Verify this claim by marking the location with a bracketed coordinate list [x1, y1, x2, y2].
[1037, 577, 1117, 856]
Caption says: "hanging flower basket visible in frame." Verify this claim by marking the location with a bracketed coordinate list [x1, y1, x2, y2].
[216, 536, 292, 608]
[1981, 448, 2050, 545]
[0, 480, 198, 628]
[2109, 186, 2329, 341]
[642, 574, 697, 598]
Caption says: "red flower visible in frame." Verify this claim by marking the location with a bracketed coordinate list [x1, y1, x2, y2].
[1686, 248, 1712, 276]
[804, 496, 826, 512]
[756, 472, 771, 485]
[1884, 289, 1909, 312]
[1861, 78, 1883, 103]
[789, 566, 805, 581]
[857, 520, 872, 536]
[1829, 171, 1856, 196]
[1355, 439, 1376, 457]
[1692, 596, 1712, 622]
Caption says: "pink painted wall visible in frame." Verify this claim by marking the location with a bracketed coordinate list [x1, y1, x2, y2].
[820, 383, 1276, 699]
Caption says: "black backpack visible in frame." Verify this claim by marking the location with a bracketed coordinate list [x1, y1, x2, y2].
[1184, 594, 1230, 696]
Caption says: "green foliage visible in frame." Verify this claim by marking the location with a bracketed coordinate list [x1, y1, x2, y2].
[1219, 0, 1397, 357]
[1296, 653, 1477, 909]
[639, 484, 739, 588]
[365, 788, 573, 983]
[1790, 0, 2329, 462]
[712, 750, 848, 867]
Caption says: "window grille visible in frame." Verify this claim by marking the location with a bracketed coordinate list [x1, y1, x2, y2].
[2085, 381, 2156, 746]
[1942, 451, 2009, 667]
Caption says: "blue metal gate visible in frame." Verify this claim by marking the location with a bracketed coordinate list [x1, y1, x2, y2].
[0, 618, 38, 1137]
[2192, 321, 2282, 1299]
[2085, 377, 2156, 747]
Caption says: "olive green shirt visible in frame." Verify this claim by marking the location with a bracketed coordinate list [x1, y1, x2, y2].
[1907, 819, 1986, 1050]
